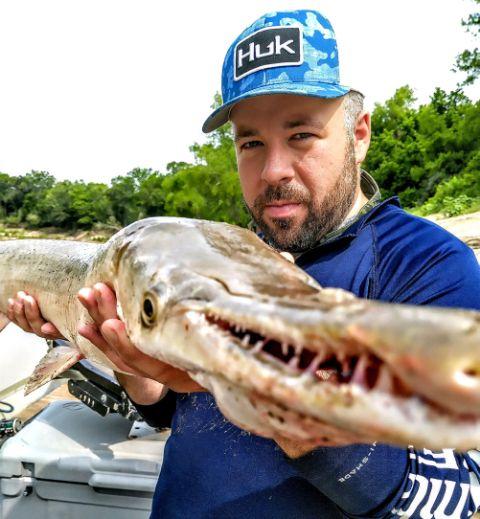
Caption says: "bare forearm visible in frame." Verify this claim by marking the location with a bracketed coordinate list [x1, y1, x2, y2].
[115, 372, 168, 405]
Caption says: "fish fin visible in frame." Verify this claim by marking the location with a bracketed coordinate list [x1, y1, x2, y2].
[0, 312, 10, 332]
[24, 345, 84, 396]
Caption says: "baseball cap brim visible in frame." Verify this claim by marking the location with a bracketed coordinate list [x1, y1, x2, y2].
[202, 81, 351, 133]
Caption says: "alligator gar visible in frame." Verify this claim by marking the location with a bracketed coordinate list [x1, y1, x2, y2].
[0, 217, 479, 450]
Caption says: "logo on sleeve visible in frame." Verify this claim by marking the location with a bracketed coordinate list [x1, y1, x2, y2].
[234, 26, 303, 81]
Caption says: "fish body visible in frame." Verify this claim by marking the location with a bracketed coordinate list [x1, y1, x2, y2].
[0, 217, 479, 449]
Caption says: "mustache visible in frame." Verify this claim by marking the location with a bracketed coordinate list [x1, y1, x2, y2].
[253, 184, 311, 212]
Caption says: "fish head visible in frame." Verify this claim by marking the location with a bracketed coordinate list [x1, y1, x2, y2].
[106, 217, 480, 450]
[111, 216, 323, 332]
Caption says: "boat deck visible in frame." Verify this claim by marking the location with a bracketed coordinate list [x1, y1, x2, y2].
[17, 382, 77, 424]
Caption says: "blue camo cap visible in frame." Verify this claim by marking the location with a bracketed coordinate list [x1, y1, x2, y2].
[202, 9, 353, 133]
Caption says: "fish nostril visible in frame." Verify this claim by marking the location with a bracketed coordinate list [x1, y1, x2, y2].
[463, 368, 480, 378]
[454, 367, 480, 389]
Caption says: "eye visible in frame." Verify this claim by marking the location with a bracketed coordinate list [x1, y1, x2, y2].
[241, 140, 263, 150]
[291, 132, 313, 141]
[141, 293, 157, 327]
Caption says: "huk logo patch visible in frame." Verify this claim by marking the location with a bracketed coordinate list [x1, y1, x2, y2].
[234, 26, 303, 80]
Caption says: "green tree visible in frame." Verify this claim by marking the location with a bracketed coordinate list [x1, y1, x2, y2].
[70, 182, 112, 228]
[162, 119, 248, 225]
[454, 0, 480, 86]
[108, 168, 153, 226]
[0, 173, 20, 218]
[365, 86, 424, 205]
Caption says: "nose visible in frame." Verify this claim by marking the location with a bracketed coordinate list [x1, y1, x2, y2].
[260, 143, 295, 186]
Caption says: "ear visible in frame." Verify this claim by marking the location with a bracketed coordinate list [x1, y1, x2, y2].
[353, 111, 371, 165]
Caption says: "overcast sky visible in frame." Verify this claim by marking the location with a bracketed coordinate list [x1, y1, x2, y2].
[0, 0, 478, 183]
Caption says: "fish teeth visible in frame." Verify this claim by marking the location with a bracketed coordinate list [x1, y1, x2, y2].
[288, 355, 300, 369]
[281, 342, 289, 356]
[252, 340, 264, 354]
[374, 365, 394, 393]
[307, 351, 325, 374]
[351, 355, 369, 387]
[241, 335, 250, 347]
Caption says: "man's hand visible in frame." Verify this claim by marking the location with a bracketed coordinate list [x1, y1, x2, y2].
[7, 285, 204, 396]
[7, 291, 64, 339]
[77, 283, 205, 393]
[273, 434, 326, 459]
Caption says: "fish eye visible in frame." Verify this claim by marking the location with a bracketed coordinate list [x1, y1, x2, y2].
[141, 293, 157, 327]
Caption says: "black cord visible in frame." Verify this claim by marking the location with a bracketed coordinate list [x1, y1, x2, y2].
[0, 401, 14, 414]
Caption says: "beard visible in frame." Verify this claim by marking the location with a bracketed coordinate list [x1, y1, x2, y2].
[246, 139, 358, 253]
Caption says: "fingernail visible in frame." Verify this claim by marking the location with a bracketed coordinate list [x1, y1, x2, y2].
[94, 287, 101, 302]
[40, 323, 53, 335]
[78, 325, 88, 337]
[7, 298, 13, 307]
[77, 288, 90, 300]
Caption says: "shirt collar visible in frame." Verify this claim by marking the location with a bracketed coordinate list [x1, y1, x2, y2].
[294, 171, 401, 260]
[307, 170, 382, 247]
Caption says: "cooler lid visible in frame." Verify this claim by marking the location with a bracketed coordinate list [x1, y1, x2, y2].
[0, 400, 168, 487]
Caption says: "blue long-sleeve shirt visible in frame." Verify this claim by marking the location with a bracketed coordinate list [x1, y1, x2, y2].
[137, 197, 480, 518]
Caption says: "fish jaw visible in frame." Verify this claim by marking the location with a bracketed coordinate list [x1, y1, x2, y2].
[108, 217, 480, 449]
[347, 305, 480, 416]
[127, 304, 480, 450]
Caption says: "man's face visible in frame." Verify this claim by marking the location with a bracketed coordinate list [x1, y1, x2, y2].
[231, 94, 360, 252]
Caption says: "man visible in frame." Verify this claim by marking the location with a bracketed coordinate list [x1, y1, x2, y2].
[8, 9, 480, 518]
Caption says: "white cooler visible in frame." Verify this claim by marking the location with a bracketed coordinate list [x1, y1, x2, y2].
[0, 400, 169, 518]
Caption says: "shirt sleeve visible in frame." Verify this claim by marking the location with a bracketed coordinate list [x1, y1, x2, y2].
[373, 220, 480, 310]
[289, 445, 480, 517]
[129, 389, 178, 429]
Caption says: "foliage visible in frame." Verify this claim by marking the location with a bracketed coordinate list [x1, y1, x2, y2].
[2, 6, 480, 232]
[365, 86, 480, 216]
[454, 0, 480, 86]
[0, 83, 479, 229]
[0, 116, 247, 230]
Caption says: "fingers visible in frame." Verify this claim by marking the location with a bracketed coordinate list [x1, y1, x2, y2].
[23, 295, 50, 334]
[78, 285, 145, 376]
[6, 291, 62, 339]
[7, 293, 32, 332]
[78, 283, 205, 393]
[78, 322, 142, 376]
[41, 322, 62, 336]
[100, 319, 154, 375]
[94, 283, 118, 320]
[100, 319, 204, 392]
[78, 288, 101, 323]
[78, 283, 118, 325]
